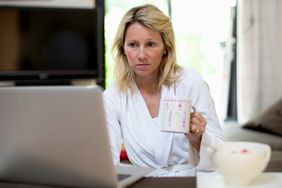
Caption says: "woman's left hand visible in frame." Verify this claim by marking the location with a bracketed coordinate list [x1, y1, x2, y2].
[185, 110, 207, 151]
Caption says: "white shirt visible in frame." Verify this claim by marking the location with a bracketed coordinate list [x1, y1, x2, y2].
[103, 68, 225, 170]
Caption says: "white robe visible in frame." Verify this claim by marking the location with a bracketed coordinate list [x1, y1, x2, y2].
[103, 68, 225, 170]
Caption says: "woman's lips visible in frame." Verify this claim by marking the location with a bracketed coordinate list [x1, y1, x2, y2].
[135, 64, 150, 71]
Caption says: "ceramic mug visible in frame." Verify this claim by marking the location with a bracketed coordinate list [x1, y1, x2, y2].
[159, 96, 191, 133]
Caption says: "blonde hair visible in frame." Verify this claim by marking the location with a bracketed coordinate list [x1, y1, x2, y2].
[112, 4, 181, 92]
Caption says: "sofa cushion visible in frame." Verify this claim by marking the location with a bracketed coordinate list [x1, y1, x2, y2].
[242, 98, 282, 137]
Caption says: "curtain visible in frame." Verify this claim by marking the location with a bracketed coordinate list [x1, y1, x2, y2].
[237, 0, 282, 124]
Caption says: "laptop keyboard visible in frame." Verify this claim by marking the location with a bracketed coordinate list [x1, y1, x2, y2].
[117, 174, 131, 181]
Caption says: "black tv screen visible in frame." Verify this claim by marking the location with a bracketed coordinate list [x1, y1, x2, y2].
[0, 6, 104, 85]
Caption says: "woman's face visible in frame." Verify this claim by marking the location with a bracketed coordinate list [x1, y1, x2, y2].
[124, 22, 165, 80]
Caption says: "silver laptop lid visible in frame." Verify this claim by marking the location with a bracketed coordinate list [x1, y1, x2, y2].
[0, 86, 118, 187]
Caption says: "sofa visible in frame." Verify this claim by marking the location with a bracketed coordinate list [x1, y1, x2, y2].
[221, 98, 282, 170]
[222, 121, 282, 150]
[223, 98, 282, 148]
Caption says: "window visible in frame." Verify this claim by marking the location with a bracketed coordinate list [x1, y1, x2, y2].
[105, 0, 236, 122]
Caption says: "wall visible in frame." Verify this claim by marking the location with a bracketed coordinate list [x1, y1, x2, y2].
[0, 0, 94, 9]
[279, 1, 282, 72]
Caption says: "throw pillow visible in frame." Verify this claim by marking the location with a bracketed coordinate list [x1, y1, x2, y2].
[243, 98, 282, 136]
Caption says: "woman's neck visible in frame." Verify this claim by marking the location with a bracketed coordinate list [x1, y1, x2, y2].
[135, 74, 159, 93]
[136, 78, 161, 118]
[136, 79, 158, 94]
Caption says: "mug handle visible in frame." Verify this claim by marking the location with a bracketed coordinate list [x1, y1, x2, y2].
[191, 105, 196, 112]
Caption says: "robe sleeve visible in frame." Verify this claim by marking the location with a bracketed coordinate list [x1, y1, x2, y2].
[185, 69, 226, 170]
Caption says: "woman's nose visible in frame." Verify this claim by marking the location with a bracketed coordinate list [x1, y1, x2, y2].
[138, 47, 146, 58]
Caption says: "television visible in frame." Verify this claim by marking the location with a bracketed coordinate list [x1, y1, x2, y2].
[0, 4, 104, 86]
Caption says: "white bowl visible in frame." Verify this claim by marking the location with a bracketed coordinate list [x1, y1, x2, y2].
[208, 142, 271, 186]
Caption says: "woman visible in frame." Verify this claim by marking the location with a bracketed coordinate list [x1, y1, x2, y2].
[103, 4, 225, 170]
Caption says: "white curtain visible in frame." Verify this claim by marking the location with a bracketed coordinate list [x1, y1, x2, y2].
[237, 0, 282, 124]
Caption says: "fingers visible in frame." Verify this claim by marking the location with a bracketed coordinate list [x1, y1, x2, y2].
[190, 123, 200, 134]
[189, 112, 206, 136]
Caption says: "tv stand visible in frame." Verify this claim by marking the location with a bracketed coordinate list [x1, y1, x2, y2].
[0, 79, 99, 87]
[0, 81, 15, 87]
[15, 80, 73, 86]
[14, 79, 97, 86]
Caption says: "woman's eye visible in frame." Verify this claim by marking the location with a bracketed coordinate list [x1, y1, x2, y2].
[128, 42, 138, 48]
[147, 41, 157, 47]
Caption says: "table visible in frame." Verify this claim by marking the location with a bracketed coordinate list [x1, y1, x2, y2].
[0, 151, 281, 188]
[131, 151, 282, 188]
[129, 177, 195, 188]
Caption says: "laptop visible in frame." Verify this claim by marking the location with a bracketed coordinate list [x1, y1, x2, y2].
[0, 86, 152, 188]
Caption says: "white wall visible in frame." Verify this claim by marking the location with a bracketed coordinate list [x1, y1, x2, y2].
[279, 1, 282, 75]
[0, 0, 95, 9]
